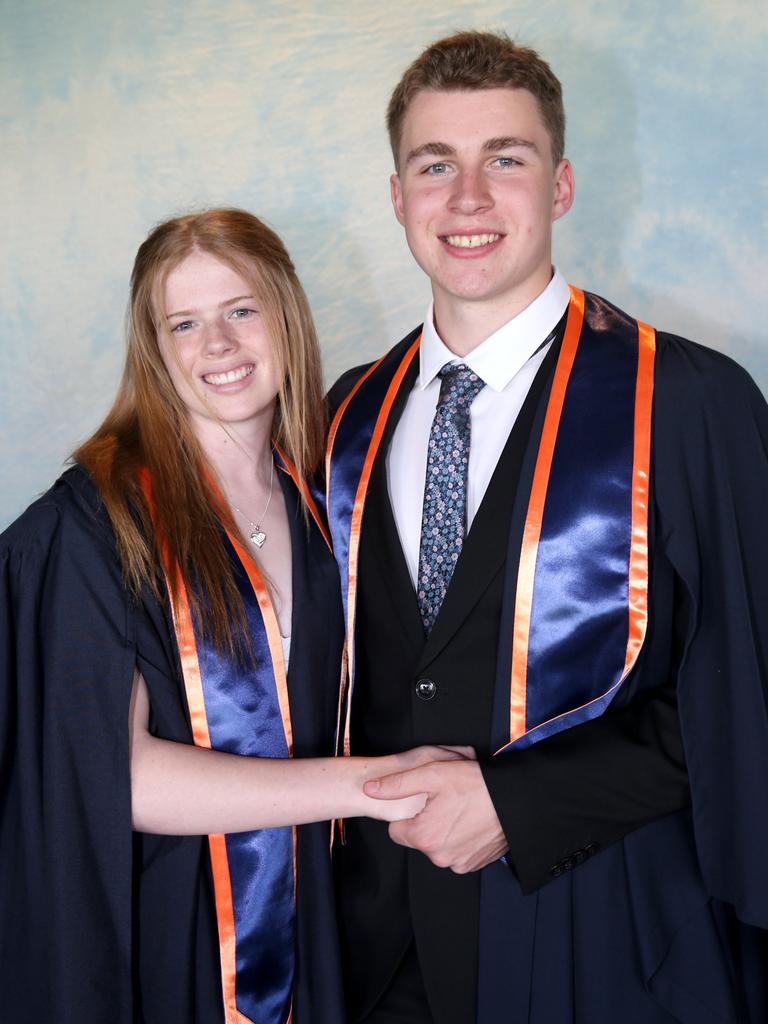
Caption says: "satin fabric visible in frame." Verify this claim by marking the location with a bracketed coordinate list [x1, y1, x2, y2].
[325, 290, 653, 759]
[142, 466, 296, 1024]
[191, 534, 295, 1024]
[499, 291, 654, 751]
[325, 337, 420, 743]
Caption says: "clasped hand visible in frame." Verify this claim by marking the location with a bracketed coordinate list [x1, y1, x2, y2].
[365, 746, 509, 874]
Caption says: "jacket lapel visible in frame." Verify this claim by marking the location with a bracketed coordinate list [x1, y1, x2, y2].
[362, 355, 424, 661]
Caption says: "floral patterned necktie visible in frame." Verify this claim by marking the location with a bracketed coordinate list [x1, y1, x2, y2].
[417, 363, 486, 633]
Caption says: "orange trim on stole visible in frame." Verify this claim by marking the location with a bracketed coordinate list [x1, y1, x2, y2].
[201, 468, 294, 755]
[622, 320, 655, 676]
[508, 288, 586, 744]
[222, 524, 294, 755]
[140, 469, 294, 1024]
[170, 573, 214, 749]
[163, 574, 247, 1024]
[338, 337, 422, 756]
[325, 353, 389, 757]
[496, 317, 655, 746]
[272, 443, 340, 858]
[218, 521, 299, 932]
[274, 442, 332, 552]
[325, 353, 389, 513]
[330, 645, 349, 847]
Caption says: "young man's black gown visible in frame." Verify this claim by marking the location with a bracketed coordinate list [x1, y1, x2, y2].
[0, 467, 346, 1023]
[331, 326, 768, 1023]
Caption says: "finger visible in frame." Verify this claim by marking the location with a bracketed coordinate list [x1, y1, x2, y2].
[388, 820, 417, 848]
[364, 768, 428, 800]
[397, 745, 463, 770]
[381, 792, 428, 821]
[437, 744, 477, 760]
[424, 745, 467, 762]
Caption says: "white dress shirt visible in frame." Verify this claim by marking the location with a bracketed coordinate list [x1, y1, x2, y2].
[386, 269, 571, 588]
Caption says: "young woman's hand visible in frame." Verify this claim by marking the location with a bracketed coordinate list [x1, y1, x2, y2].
[354, 745, 476, 822]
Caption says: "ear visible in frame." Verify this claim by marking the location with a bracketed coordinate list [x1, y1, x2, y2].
[551, 159, 575, 223]
[390, 173, 406, 227]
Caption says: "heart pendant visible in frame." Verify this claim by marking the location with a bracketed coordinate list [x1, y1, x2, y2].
[250, 529, 267, 548]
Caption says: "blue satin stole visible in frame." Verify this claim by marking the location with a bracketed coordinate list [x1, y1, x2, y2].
[142, 466, 296, 1024]
[325, 288, 656, 756]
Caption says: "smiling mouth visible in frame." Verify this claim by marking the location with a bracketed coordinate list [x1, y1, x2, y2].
[442, 233, 502, 249]
[202, 363, 254, 385]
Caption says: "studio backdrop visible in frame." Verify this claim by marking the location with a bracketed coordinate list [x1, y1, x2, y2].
[2, 0, 766, 527]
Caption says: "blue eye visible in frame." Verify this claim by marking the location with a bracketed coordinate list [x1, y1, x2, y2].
[424, 162, 450, 175]
[493, 157, 522, 169]
[171, 320, 194, 333]
[229, 307, 256, 320]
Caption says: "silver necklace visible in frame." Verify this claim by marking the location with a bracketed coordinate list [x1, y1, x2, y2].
[229, 459, 274, 548]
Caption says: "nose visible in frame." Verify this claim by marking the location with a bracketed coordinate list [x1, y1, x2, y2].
[203, 320, 237, 357]
[448, 167, 493, 214]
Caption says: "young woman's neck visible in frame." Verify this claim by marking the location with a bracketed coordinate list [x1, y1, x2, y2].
[193, 412, 274, 494]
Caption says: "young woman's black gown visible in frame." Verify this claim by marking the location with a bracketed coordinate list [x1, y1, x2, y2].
[0, 466, 346, 1023]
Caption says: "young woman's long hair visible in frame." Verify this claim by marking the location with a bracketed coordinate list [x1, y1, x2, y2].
[74, 208, 326, 653]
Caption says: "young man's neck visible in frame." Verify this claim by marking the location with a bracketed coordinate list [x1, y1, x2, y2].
[432, 271, 554, 357]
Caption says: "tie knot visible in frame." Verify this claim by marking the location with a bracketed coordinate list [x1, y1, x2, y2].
[437, 363, 485, 411]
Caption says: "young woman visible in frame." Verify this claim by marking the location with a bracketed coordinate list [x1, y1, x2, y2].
[0, 209, 446, 1024]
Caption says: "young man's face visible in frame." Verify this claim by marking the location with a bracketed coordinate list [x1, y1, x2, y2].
[391, 87, 574, 320]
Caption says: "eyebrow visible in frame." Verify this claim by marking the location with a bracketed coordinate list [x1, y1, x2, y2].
[404, 136, 540, 167]
[484, 136, 539, 155]
[166, 295, 255, 319]
[403, 141, 455, 166]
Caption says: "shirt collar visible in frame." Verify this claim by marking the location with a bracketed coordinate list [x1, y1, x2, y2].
[418, 268, 571, 392]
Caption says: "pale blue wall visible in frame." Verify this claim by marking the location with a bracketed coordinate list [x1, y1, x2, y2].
[2, 0, 766, 528]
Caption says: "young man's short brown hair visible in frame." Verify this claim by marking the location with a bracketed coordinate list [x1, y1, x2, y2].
[386, 30, 566, 171]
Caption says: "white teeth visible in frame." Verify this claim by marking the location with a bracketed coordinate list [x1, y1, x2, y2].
[444, 233, 501, 248]
[203, 364, 254, 385]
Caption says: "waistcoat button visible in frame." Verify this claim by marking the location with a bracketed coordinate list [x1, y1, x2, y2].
[415, 678, 437, 701]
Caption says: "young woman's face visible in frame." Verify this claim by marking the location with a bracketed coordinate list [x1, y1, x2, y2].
[160, 250, 281, 437]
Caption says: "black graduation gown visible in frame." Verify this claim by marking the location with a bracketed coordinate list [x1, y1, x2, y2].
[478, 332, 768, 1022]
[0, 465, 346, 1024]
[330, 326, 768, 1023]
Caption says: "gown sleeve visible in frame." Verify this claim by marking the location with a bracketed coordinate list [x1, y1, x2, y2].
[0, 473, 138, 1023]
[654, 334, 768, 929]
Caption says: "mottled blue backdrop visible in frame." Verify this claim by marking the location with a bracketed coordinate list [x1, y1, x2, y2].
[2, 0, 766, 527]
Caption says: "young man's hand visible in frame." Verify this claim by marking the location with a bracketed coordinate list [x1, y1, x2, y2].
[365, 758, 508, 873]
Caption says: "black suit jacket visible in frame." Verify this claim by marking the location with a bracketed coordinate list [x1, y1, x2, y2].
[330, 326, 689, 1024]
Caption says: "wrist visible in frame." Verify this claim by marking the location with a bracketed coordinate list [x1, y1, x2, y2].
[340, 756, 383, 818]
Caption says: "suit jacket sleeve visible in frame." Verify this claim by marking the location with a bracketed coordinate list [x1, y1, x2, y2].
[0, 472, 137, 1022]
[481, 674, 689, 893]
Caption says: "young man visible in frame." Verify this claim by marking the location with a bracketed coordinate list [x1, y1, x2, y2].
[327, 31, 768, 1024]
